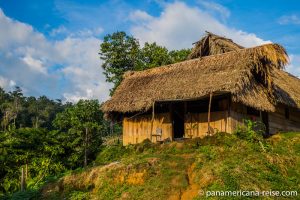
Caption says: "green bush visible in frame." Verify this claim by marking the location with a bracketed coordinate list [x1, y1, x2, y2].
[67, 190, 89, 200]
[95, 144, 127, 165]
[10, 189, 39, 200]
[234, 119, 265, 142]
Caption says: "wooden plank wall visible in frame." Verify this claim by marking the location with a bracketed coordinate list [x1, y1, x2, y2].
[269, 105, 300, 134]
[122, 102, 300, 145]
[123, 113, 172, 145]
[229, 102, 300, 134]
[229, 111, 247, 133]
[184, 111, 229, 138]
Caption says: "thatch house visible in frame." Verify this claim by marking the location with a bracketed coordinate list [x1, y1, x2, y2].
[102, 32, 300, 145]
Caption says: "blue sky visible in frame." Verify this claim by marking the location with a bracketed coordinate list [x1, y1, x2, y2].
[0, 0, 299, 102]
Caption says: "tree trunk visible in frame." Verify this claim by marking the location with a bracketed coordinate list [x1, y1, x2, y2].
[84, 127, 88, 167]
[25, 162, 28, 180]
[35, 116, 39, 129]
[21, 167, 25, 191]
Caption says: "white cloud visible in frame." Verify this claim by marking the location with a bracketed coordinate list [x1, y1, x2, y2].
[197, 0, 230, 21]
[0, 75, 16, 91]
[129, 10, 154, 22]
[286, 54, 300, 77]
[130, 2, 270, 50]
[50, 25, 68, 36]
[278, 15, 300, 25]
[50, 25, 103, 38]
[22, 55, 47, 74]
[0, 8, 111, 102]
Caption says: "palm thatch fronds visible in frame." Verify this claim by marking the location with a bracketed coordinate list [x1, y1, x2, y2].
[188, 31, 244, 59]
[244, 43, 289, 102]
[102, 42, 299, 116]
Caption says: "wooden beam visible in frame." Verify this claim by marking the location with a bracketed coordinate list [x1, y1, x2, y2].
[150, 101, 155, 142]
[169, 103, 173, 141]
[226, 95, 231, 133]
[208, 92, 213, 135]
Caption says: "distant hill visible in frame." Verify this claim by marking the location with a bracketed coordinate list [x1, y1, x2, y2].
[27, 132, 300, 199]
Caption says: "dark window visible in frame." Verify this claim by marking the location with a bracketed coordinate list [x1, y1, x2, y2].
[285, 107, 290, 119]
[247, 107, 260, 116]
[155, 103, 169, 113]
[186, 97, 228, 113]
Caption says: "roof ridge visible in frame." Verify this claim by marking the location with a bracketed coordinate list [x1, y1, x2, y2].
[127, 43, 277, 78]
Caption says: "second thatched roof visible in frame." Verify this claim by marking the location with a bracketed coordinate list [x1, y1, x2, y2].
[102, 36, 300, 115]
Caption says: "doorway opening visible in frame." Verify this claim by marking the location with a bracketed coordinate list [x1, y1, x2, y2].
[261, 111, 269, 136]
[172, 102, 185, 138]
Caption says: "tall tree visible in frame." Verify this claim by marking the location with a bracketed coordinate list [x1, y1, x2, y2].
[99, 31, 191, 95]
[139, 42, 172, 70]
[169, 49, 192, 63]
[100, 31, 141, 95]
[53, 100, 103, 167]
[1, 87, 24, 130]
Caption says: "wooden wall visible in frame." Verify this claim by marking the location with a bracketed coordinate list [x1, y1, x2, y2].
[229, 102, 249, 132]
[184, 111, 229, 138]
[123, 113, 172, 145]
[227, 102, 300, 134]
[122, 101, 300, 145]
[269, 105, 300, 134]
[229, 110, 247, 133]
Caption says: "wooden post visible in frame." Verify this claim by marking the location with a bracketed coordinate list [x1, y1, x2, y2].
[21, 167, 25, 191]
[208, 93, 213, 135]
[259, 111, 262, 121]
[150, 101, 155, 142]
[226, 95, 231, 133]
[169, 103, 173, 141]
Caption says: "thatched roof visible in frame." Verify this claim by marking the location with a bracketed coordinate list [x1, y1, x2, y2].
[188, 32, 244, 59]
[102, 35, 300, 115]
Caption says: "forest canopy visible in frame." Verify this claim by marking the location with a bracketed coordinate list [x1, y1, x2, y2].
[0, 87, 111, 196]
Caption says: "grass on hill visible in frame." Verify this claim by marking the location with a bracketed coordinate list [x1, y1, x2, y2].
[35, 130, 300, 200]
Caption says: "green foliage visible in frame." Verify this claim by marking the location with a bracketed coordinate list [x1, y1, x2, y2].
[53, 99, 105, 168]
[67, 190, 89, 200]
[99, 31, 141, 94]
[95, 144, 126, 165]
[0, 88, 115, 196]
[234, 119, 265, 142]
[0, 87, 67, 130]
[10, 189, 39, 200]
[99, 31, 191, 95]
[139, 42, 172, 70]
[169, 49, 192, 63]
[0, 128, 66, 194]
[41, 132, 300, 200]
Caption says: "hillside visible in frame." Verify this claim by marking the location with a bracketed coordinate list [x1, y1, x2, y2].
[36, 132, 299, 200]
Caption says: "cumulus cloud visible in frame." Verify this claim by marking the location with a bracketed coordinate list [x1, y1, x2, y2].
[0, 8, 111, 102]
[129, 10, 154, 22]
[22, 55, 47, 74]
[130, 2, 270, 50]
[197, 0, 230, 21]
[0, 75, 16, 91]
[50, 25, 69, 37]
[278, 15, 300, 25]
[286, 54, 300, 77]
[50, 25, 103, 38]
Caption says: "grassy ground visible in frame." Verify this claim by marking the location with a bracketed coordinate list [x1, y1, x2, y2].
[39, 132, 300, 200]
